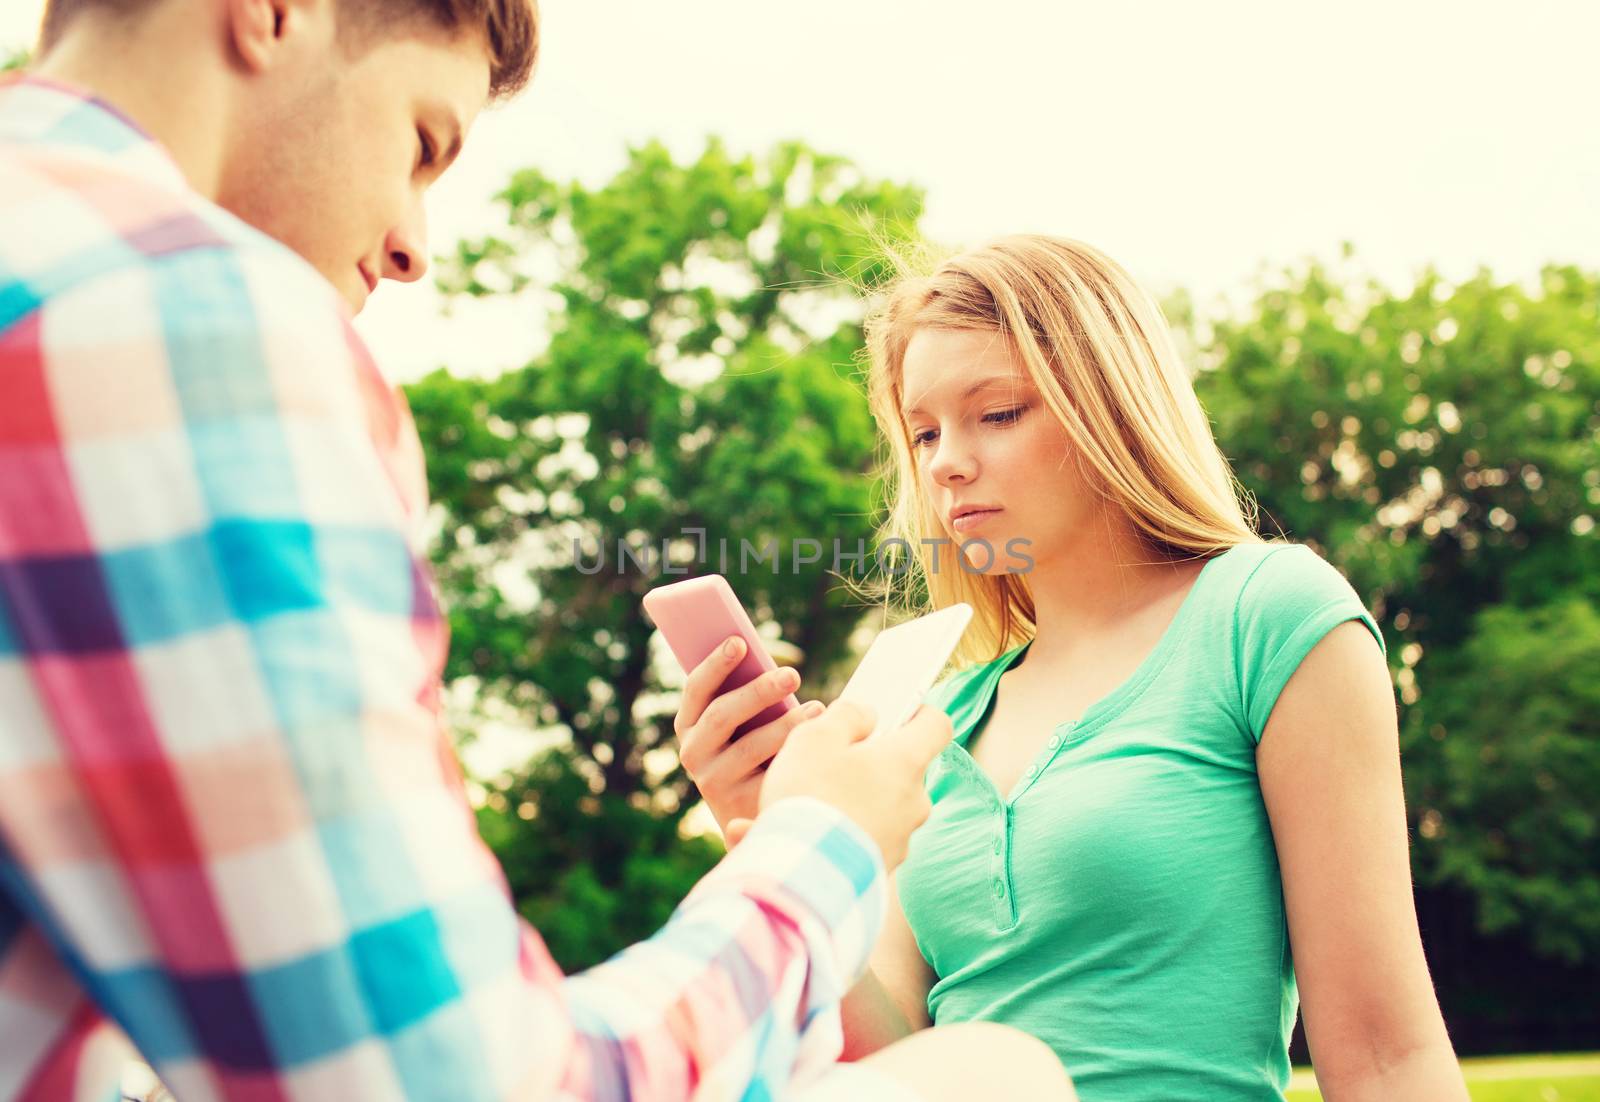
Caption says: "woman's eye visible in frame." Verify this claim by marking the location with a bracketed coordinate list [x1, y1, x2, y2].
[983, 405, 1027, 426]
[911, 428, 938, 449]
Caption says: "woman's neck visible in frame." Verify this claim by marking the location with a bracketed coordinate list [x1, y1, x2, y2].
[1019, 514, 1204, 668]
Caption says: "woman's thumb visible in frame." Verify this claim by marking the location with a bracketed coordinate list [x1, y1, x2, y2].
[724, 818, 754, 849]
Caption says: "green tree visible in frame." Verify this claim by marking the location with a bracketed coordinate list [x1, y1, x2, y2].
[474, 748, 726, 969]
[1193, 260, 1600, 968]
[408, 140, 923, 967]
[1414, 598, 1600, 963]
[3, 47, 30, 72]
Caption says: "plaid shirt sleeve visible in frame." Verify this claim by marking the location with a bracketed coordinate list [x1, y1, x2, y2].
[0, 229, 886, 1100]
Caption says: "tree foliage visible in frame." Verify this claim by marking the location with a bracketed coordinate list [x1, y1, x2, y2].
[412, 135, 1598, 1004]
[408, 140, 923, 966]
[1413, 599, 1600, 962]
[475, 748, 725, 970]
[1194, 260, 1600, 965]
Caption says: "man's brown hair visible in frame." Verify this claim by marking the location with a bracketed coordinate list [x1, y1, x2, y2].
[39, 0, 540, 98]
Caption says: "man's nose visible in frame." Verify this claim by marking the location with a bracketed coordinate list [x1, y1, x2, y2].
[381, 204, 429, 284]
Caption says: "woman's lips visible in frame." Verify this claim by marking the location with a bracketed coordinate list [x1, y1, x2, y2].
[951, 508, 1003, 533]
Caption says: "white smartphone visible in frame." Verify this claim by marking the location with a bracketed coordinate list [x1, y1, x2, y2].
[836, 604, 974, 738]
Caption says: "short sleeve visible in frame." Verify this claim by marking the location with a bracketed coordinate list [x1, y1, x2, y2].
[1234, 544, 1387, 742]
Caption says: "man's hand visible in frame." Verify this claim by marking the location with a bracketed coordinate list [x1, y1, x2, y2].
[735, 701, 954, 871]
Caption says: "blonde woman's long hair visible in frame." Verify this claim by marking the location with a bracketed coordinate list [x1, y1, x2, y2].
[861, 235, 1262, 667]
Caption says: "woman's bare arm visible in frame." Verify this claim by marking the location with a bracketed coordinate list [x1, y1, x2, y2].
[1258, 621, 1467, 1101]
[840, 873, 936, 1060]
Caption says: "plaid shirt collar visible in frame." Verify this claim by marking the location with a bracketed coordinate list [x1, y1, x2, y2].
[0, 72, 190, 195]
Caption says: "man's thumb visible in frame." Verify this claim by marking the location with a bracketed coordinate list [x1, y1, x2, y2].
[884, 704, 955, 768]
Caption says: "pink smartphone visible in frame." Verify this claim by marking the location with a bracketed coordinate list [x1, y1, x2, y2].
[642, 574, 800, 737]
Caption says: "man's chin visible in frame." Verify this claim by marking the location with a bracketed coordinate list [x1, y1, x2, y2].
[335, 281, 367, 317]
[314, 262, 369, 316]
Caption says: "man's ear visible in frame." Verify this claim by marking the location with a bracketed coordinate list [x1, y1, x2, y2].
[225, 0, 333, 75]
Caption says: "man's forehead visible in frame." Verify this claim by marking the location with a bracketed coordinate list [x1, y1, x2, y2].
[371, 31, 493, 141]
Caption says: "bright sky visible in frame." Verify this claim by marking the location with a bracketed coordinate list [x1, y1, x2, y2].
[6, 1, 1595, 798]
[6, 0, 1598, 385]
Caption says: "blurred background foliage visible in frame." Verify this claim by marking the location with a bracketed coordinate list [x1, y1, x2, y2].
[407, 139, 921, 967]
[1190, 261, 1600, 1054]
[407, 140, 1598, 1053]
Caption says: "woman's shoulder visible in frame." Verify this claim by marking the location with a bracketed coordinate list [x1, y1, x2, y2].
[1209, 541, 1387, 740]
[1221, 540, 1369, 620]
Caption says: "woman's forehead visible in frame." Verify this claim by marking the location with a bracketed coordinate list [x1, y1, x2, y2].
[900, 332, 1035, 416]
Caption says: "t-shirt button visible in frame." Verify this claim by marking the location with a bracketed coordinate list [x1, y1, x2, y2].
[1048, 735, 1062, 749]
[992, 837, 1003, 854]
[1025, 764, 1038, 777]
[994, 881, 1005, 898]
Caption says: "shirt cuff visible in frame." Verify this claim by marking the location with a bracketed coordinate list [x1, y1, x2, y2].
[687, 796, 887, 987]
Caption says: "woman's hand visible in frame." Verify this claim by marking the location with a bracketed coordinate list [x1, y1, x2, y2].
[674, 636, 825, 835]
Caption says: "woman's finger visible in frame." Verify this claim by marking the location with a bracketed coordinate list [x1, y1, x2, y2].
[675, 636, 747, 737]
[680, 664, 801, 774]
[728, 699, 824, 777]
[696, 664, 801, 746]
[725, 818, 754, 848]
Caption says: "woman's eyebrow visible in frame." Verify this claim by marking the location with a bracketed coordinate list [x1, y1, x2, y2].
[901, 375, 1031, 417]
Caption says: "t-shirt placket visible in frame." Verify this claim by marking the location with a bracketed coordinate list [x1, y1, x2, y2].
[992, 726, 1074, 929]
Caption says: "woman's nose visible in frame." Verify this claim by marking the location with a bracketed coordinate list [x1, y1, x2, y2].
[928, 435, 975, 485]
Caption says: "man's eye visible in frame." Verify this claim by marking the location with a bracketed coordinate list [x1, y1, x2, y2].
[417, 128, 436, 169]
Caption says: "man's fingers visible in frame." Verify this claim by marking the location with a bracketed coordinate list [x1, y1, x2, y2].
[842, 712, 876, 744]
[729, 702, 816, 776]
[817, 699, 877, 744]
[785, 697, 868, 746]
[879, 704, 955, 769]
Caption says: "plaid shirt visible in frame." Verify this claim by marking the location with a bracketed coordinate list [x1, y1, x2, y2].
[0, 75, 886, 1101]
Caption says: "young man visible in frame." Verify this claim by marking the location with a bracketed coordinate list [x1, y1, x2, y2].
[0, 0, 1076, 1098]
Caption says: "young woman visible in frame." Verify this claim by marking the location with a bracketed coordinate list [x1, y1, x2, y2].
[673, 236, 1467, 1101]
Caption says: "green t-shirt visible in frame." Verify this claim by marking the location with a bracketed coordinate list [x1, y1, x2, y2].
[897, 542, 1385, 1101]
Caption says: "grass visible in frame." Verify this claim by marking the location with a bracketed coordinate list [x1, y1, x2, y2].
[1285, 1053, 1600, 1101]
